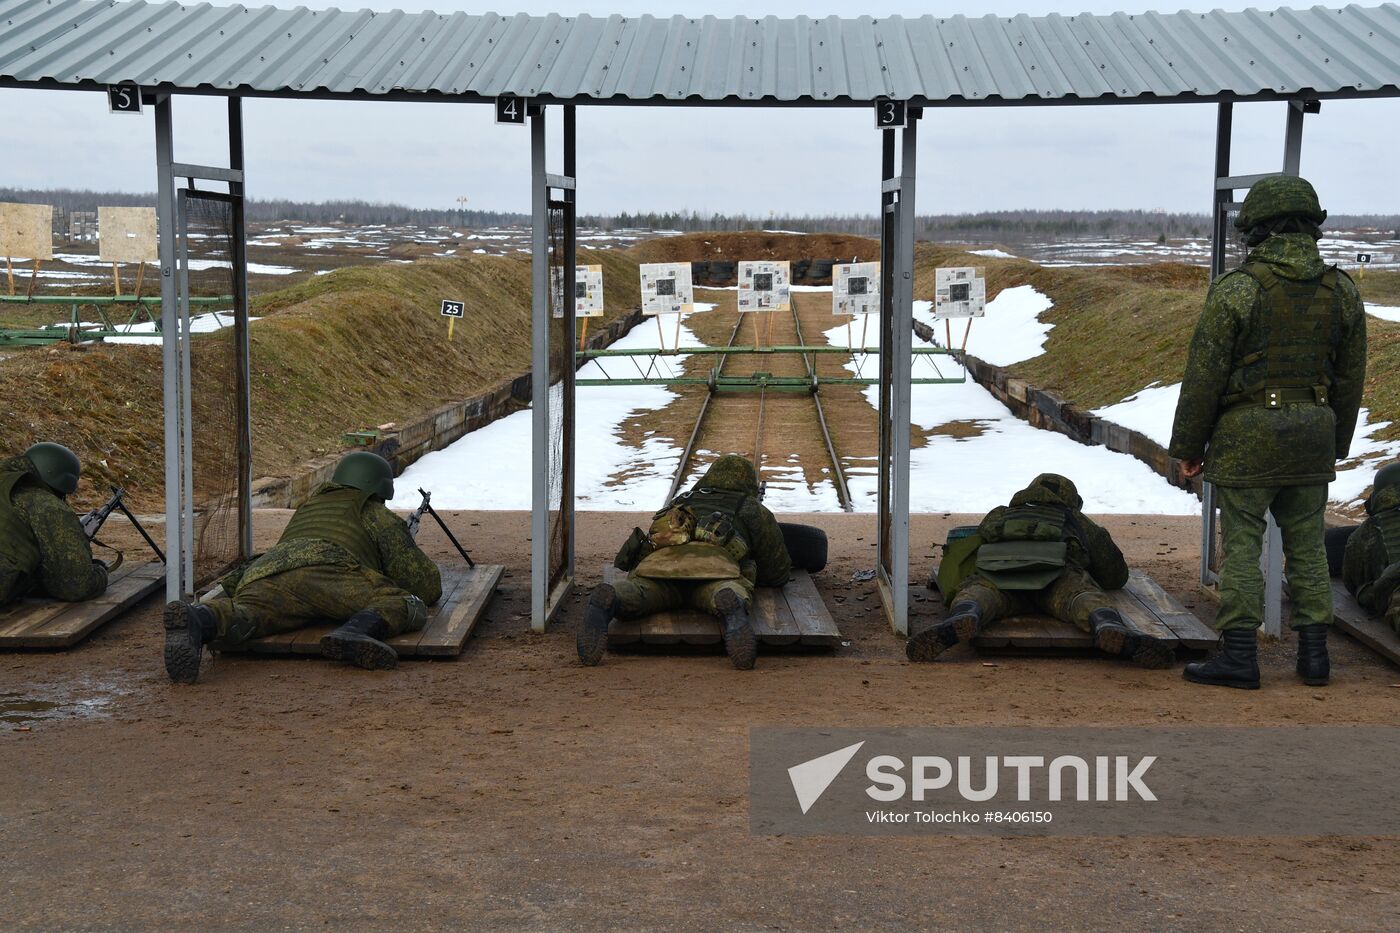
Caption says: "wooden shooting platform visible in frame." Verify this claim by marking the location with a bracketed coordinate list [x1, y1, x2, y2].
[235, 564, 503, 659]
[602, 565, 841, 648]
[931, 569, 1216, 654]
[1330, 580, 1400, 669]
[0, 560, 164, 649]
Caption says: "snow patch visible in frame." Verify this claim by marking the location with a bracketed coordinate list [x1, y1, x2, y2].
[1091, 383, 1181, 448]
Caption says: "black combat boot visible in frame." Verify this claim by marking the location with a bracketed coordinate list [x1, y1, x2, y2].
[319, 609, 398, 671]
[1089, 607, 1175, 670]
[577, 583, 616, 667]
[163, 601, 217, 685]
[714, 588, 757, 671]
[1295, 624, 1330, 686]
[905, 600, 983, 662]
[1183, 628, 1260, 689]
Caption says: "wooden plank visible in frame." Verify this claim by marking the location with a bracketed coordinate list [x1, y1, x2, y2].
[0, 562, 164, 649]
[1124, 570, 1217, 648]
[415, 564, 503, 657]
[1107, 587, 1178, 643]
[975, 614, 1092, 650]
[0, 560, 146, 640]
[753, 585, 800, 645]
[783, 571, 842, 646]
[1331, 580, 1400, 669]
[236, 564, 503, 659]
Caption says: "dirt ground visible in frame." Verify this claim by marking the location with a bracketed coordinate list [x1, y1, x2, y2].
[4, 510, 1400, 930]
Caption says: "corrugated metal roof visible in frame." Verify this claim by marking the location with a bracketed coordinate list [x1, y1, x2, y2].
[2, 1, 1399, 105]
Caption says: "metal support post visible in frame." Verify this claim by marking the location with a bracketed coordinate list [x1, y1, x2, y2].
[228, 96, 254, 561]
[562, 104, 577, 583]
[1283, 100, 1306, 176]
[529, 107, 550, 631]
[1200, 101, 1232, 587]
[154, 95, 184, 602]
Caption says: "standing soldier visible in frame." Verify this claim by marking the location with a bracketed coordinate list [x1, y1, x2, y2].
[1171, 175, 1366, 689]
[0, 442, 110, 607]
[578, 454, 791, 670]
[163, 451, 442, 683]
[908, 473, 1174, 668]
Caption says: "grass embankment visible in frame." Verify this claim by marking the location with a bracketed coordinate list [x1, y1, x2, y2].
[0, 248, 640, 510]
[913, 246, 1400, 453]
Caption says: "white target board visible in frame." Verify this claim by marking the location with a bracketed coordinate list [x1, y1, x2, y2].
[833, 262, 880, 316]
[934, 266, 986, 319]
[552, 264, 606, 319]
[0, 202, 54, 261]
[737, 260, 791, 313]
[639, 262, 693, 316]
[97, 207, 158, 264]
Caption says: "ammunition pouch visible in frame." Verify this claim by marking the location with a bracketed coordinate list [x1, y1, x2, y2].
[647, 505, 697, 549]
[693, 511, 750, 564]
[975, 540, 1068, 591]
[614, 527, 653, 572]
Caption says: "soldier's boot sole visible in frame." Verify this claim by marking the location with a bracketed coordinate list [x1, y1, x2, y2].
[1093, 623, 1175, 670]
[162, 601, 206, 685]
[319, 631, 398, 670]
[905, 613, 980, 662]
[715, 589, 757, 671]
[577, 584, 615, 667]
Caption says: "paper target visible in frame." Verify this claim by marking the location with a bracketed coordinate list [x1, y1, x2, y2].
[0, 202, 53, 261]
[98, 207, 158, 264]
[639, 262, 693, 316]
[833, 262, 880, 316]
[552, 264, 606, 319]
[934, 266, 986, 319]
[737, 260, 791, 313]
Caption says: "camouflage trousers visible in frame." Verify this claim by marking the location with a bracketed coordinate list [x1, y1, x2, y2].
[203, 563, 428, 649]
[613, 574, 754, 620]
[952, 567, 1114, 633]
[1215, 484, 1332, 632]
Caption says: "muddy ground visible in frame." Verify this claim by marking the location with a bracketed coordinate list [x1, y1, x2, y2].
[4, 511, 1400, 930]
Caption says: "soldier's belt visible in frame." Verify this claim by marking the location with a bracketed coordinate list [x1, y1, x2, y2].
[1223, 385, 1329, 413]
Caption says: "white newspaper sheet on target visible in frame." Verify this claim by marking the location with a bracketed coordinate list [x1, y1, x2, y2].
[639, 262, 693, 315]
[737, 260, 791, 312]
[833, 262, 879, 316]
[934, 266, 986, 318]
[552, 264, 606, 318]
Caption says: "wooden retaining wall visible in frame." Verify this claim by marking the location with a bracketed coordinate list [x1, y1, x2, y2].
[250, 308, 645, 509]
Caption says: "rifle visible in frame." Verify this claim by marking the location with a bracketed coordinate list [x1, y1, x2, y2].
[405, 488, 474, 568]
[80, 487, 124, 539]
[79, 486, 166, 563]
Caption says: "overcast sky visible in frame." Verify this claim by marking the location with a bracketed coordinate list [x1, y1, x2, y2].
[2, 0, 1397, 217]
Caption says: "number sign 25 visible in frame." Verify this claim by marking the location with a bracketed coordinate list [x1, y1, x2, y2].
[875, 98, 907, 129]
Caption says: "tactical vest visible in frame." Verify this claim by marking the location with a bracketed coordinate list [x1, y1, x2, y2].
[632, 486, 753, 581]
[0, 470, 42, 574]
[1222, 264, 1340, 412]
[975, 502, 1082, 591]
[278, 486, 381, 572]
[1361, 507, 1400, 612]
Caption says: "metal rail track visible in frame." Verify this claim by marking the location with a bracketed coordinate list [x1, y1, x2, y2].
[664, 295, 855, 511]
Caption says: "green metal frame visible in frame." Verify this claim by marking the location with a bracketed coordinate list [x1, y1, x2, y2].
[0, 294, 232, 345]
[575, 344, 964, 388]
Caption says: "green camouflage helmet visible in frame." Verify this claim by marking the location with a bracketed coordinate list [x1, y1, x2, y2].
[1021, 473, 1083, 510]
[699, 454, 760, 496]
[24, 442, 81, 497]
[1367, 462, 1400, 514]
[331, 450, 395, 501]
[1234, 174, 1327, 232]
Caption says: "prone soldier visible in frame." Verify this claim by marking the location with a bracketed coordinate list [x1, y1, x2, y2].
[908, 473, 1173, 668]
[163, 451, 442, 683]
[1342, 463, 1400, 636]
[578, 454, 791, 670]
[0, 442, 110, 607]
[1170, 175, 1366, 689]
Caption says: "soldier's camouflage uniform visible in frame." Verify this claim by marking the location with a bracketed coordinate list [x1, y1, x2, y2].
[1169, 233, 1366, 632]
[612, 455, 791, 619]
[1343, 483, 1400, 635]
[201, 482, 442, 647]
[942, 474, 1130, 632]
[0, 454, 108, 606]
